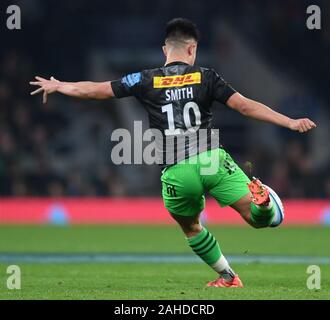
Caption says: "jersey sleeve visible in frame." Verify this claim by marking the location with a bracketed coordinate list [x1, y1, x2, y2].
[209, 70, 236, 104]
[111, 72, 142, 98]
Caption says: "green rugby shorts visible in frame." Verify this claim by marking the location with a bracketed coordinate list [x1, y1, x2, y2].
[161, 148, 250, 217]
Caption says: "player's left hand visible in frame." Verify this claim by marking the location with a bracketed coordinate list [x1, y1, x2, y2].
[30, 76, 60, 104]
[288, 118, 317, 133]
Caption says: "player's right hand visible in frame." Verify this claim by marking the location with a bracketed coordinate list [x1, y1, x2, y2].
[288, 118, 317, 133]
[30, 76, 60, 104]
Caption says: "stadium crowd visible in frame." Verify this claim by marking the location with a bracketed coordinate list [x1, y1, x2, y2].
[1, 0, 329, 198]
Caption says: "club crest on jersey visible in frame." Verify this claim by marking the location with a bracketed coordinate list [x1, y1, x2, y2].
[153, 72, 201, 88]
[122, 72, 142, 88]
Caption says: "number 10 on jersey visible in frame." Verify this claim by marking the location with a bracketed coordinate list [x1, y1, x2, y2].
[162, 102, 201, 135]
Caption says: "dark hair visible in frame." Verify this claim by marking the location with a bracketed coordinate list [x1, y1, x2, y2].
[165, 18, 199, 43]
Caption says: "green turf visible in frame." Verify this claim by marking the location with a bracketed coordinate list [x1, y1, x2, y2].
[0, 225, 329, 299]
[0, 225, 329, 256]
[0, 263, 329, 300]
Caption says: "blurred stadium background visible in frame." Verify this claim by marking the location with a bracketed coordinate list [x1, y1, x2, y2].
[0, 0, 330, 300]
[0, 0, 329, 225]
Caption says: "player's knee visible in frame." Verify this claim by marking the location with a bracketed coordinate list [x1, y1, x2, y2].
[171, 213, 202, 237]
[182, 223, 203, 237]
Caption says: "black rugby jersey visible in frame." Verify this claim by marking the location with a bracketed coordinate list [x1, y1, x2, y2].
[111, 61, 236, 167]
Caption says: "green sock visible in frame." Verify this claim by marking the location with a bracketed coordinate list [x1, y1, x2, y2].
[187, 228, 221, 265]
[250, 202, 275, 227]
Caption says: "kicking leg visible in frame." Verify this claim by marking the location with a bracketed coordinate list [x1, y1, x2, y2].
[206, 149, 282, 228]
[171, 213, 243, 288]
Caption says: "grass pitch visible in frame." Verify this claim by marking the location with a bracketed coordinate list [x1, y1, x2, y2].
[0, 225, 329, 300]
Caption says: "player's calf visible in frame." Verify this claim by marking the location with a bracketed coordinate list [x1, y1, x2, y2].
[172, 214, 242, 288]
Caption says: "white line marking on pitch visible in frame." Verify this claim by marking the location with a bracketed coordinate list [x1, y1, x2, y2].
[0, 253, 330, 265]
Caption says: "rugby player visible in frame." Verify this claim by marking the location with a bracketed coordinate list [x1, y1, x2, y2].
[30, 18, 316, 288]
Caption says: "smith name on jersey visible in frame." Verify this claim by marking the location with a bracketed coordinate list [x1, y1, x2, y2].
[111, 62, 236, 167]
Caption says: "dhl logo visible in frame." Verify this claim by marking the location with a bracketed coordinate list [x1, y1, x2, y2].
[153, 72, 201, 88]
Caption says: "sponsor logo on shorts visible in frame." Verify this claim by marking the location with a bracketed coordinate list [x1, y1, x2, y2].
[164, 183, 177, 197]
[224, 154, 237, 175]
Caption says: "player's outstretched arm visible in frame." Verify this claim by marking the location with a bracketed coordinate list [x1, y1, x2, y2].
[30, 76, 115, 104]
[227, 92, 317, 133]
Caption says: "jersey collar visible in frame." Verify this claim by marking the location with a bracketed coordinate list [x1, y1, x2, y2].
[165, 61, 190, 67]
